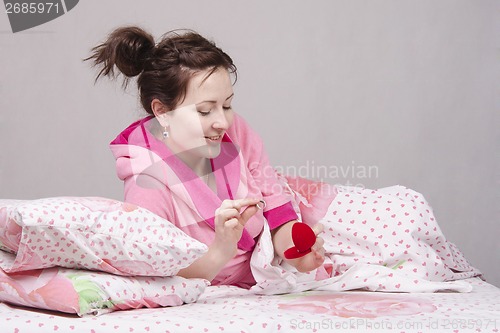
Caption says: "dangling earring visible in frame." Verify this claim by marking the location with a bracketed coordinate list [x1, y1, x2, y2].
[162, 126, 169, 138]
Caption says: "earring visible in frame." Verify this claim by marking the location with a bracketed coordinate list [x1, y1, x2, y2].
[162, 127, 169, 138]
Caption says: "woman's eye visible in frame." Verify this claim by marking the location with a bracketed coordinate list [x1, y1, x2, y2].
[198, 110, 210, 116]
[223, 106, 232, 111]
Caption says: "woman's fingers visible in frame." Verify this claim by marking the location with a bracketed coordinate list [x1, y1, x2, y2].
[224, 218, 240, 229]
[310, 223, 325, 257]
[313, 245, 325, 258]
[220, 198, 262, 211]
[311, 222, 324, 236]
[213, 199, 262, 256]
[239, 204, 259, 225]
[216, 208, 241, 221]
[216, 198, 263, 228]
[295, 248, 325, 272]
[312, 237, 325, 264]
[234, 197, 262, 208]
[311, 236, 325, 252]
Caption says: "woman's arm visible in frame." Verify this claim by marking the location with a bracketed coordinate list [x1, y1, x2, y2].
[176, 243, 234, 281]
[271, 220, 325, 272]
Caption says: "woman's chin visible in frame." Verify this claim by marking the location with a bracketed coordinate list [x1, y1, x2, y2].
[205, 145, 222, 159]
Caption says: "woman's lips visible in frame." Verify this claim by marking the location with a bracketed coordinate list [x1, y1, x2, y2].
[205, 134, 222, 142]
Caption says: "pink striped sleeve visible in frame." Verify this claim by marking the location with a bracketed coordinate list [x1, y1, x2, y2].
[263, 201, 298, 230]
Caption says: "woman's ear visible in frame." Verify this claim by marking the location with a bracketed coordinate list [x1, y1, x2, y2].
[151, 99, 170, 127]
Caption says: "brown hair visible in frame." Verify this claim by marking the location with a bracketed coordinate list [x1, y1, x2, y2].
[85, 26, 237, 114]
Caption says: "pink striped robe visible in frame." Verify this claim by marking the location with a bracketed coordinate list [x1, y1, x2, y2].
[110, 113, 298, 287]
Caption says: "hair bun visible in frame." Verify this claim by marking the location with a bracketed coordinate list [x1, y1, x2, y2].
[86, 26, 155, 80]
[112, 27, 155, 76]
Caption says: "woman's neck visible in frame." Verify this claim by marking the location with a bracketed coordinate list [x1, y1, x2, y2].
[148, 117, 215, 190]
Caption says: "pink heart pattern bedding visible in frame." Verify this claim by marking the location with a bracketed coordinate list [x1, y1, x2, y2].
[0, 180, 483, 316]
[251, 185, 480, 294]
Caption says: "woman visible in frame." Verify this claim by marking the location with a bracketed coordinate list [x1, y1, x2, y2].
[86, 27, 326, 288]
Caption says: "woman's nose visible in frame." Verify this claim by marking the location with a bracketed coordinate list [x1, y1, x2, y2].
[212, 109, 229, 129]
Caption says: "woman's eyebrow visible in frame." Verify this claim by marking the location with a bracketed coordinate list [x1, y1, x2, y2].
[196, 93, 234, 105]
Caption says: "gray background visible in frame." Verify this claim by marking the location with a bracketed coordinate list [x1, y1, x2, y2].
[1, 0, 498, 286]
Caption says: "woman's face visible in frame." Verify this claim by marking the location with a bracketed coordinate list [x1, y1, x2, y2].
[160, 67, 235, 164]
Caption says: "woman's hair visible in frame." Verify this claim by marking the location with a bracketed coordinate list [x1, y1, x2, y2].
[85, 26, 237, 114]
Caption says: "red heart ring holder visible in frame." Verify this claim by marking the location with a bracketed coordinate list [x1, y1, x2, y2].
[283, 223, 316, 259]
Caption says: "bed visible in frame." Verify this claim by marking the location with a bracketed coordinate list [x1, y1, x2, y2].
[0, 277, 499, 333]
[1, 179, 499, 333]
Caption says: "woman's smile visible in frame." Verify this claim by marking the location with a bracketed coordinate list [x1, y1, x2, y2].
[205, 134, 223, 142]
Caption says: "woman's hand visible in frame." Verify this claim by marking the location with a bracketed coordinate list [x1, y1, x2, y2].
[177, 197, 261, 281]
[272, 221, 326, 272]
[288, 223, 325, 272]
[212, 198, 262, 261]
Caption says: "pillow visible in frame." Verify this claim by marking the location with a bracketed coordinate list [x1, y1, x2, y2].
[0, 250, 208, 316]
[0, 197, 207, 276]
[0, 200, 23, 253]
